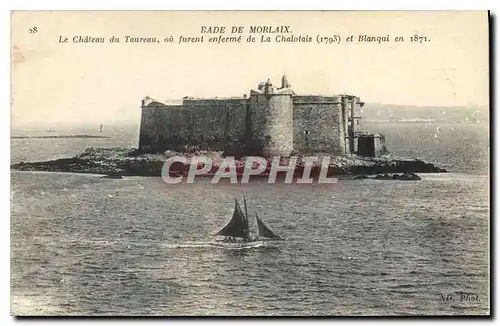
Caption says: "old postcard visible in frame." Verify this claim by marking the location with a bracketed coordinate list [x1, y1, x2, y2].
[10, 11, 490, 316]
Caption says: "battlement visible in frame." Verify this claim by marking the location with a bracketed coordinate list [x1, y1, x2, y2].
[292, 95, 341, 104]
[183, 98, 246, 106]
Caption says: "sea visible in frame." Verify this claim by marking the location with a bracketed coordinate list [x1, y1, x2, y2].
[10, 120, 490, 316]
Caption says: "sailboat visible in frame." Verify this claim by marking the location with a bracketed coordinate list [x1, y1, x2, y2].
[212, 196, 284, 248]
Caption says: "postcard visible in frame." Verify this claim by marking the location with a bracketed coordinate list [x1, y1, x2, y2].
[10, 11, 490, 316]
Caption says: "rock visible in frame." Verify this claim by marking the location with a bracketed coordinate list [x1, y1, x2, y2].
[398, 172, 422, 180]
[374, 172, 421, 181]
[375, 173, 392, 180]
[101, 174, 123, 179]
[353, 175, 369, 179]
[163, 150, 178, 158]
[10, 148, 446, 178]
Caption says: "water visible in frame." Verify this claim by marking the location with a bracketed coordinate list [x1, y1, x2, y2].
[363, 122, 489, 174]
[10, 122, 490, 316]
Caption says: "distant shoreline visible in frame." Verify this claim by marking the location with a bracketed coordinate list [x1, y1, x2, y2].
[11, 135, 111, 139]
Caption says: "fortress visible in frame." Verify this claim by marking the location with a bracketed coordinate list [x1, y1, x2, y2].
[138, 75, 386, 157]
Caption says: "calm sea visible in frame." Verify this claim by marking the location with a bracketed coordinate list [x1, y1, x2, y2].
[10, 121, 490, 316]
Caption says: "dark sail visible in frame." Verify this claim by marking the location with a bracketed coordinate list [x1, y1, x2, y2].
[256, 213, 283, 240]
[215, 199, 249, 238]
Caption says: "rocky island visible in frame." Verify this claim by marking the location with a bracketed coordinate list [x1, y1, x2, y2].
[10, 147, 446, 180]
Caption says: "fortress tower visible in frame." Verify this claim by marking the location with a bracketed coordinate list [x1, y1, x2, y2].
[248, 76, 294, 156]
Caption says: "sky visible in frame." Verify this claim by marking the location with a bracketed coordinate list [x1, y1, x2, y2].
[11, 11, 489, 125]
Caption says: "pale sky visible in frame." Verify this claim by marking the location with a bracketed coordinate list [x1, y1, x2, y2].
[11, 11, 489, 124]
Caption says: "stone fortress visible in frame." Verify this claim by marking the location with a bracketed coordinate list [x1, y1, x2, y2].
[139, 75, 386, 157]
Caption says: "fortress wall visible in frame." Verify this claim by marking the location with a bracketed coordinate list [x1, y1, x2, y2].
[139, 99, 247, 152]
[353, 97, 363, 134]
[226, 102, 249, 147]
[293, 96, 338, 104]
[293, 96, 345, 154]
[138, 103, 179, 151]
[183, 99, 248, 147]
[148, 104, 188, 151]
[138, 105, 156, 149]
[183, 98, 244, 106]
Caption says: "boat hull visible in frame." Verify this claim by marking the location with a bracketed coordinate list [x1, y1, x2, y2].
[211, 240, 265, 249]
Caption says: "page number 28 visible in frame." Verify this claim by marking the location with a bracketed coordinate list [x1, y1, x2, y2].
[29, 26, 38, 34]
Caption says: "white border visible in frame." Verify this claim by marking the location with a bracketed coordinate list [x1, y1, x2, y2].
[3, 1, 496, 325]
[2, 0, 498, 10]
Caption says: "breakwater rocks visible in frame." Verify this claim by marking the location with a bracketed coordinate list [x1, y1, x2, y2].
[10, 147, 447, 179]
[354, 172, 422, 181]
